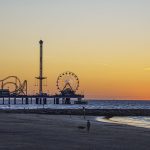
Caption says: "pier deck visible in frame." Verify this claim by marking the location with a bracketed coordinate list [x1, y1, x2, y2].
[0, 94, 84, 105]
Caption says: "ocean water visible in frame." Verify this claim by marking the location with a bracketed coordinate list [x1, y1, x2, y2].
[96, 116, 150, 129]
[0, 99, 150, 129]
[0, 99, 150, 109]
[88, 100, 150, 109]
[91, 100, 150, 129]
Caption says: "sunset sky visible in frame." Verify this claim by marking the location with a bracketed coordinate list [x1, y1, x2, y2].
[0, 0, 150, 99]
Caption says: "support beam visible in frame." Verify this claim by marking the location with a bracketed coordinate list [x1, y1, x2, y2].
[36, 98, 39, 104]
[3, 97, 4, 105]
[56, 98, 59, 104]
[14, 98, 16, 104]
[8, 97, 10, 105]
[25, 98, 28, 104]
[22, 98, 23, 104]
[43, 98, 47, 104]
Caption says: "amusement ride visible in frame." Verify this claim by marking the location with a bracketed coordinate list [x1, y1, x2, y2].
[0, 40, 86, 105]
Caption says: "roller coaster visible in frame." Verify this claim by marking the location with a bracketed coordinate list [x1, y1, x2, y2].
[0, 76, 27, 95]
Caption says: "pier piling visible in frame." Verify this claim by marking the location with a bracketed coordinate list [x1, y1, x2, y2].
[40, 98, 42, 104]
[36, 98, 39, 104]
[2, 97, 4, 105]
[8, 97, 10, 105]
[43, 98, 47, 104]
[25, 98, 28, 104]
[14, 98, 16, 105]
[56, 98, 59, 104]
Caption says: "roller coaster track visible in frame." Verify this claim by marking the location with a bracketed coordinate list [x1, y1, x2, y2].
[0, 76, 27, 95]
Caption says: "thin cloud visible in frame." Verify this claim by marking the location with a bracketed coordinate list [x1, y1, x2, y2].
[144, 67, 150, 71]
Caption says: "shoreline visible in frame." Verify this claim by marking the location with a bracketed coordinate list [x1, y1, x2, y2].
[0, 113, 150, 150]
[96, 116, 150, 129]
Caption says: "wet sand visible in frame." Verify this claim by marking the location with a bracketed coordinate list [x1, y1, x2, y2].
[0, 114, 150, 150]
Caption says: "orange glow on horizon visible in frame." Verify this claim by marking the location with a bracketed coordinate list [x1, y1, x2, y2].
[0, 1, 150, 100]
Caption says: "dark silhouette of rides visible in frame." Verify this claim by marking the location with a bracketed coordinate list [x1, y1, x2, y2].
[0, 76, 27, 95]
[56, 71, 79, 96]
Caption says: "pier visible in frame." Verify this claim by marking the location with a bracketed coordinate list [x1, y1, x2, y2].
[0, 40, 87, 105]
[0, 94, 84, 105]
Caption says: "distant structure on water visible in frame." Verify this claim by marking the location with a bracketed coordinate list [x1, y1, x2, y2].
[0, 40, 87, 105]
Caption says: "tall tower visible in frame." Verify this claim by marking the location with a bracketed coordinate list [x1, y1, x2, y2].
[36, 40, 46, 95]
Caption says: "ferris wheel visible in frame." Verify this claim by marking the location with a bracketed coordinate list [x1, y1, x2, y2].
[56, 71, 79, 95]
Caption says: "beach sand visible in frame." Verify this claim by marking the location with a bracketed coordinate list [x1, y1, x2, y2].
[0, 114, 150, 150]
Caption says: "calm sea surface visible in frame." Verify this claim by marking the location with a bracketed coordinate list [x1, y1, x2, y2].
[0, 99, 150, 109]
[88, 100, 150, 109]
[0, 99, 150, 129]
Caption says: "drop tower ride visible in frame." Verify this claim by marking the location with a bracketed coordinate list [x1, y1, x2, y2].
[36, 40, 46, 95]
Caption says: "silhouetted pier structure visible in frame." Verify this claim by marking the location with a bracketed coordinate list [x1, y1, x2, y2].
[0, 41, 87, 105]
[0, 94, 84, 105]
